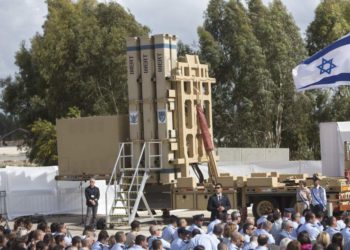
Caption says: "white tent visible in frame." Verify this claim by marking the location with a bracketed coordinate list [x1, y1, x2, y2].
[195, 161, 321, 178]
[0, 160, 322, 219]
[0, 166, 114, 220]
[320, 122, 350, 176]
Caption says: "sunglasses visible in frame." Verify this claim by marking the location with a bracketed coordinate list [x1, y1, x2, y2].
[215, 187, 221, 189]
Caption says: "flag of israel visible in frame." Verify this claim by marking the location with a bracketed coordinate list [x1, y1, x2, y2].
[293, 33, 350, 91]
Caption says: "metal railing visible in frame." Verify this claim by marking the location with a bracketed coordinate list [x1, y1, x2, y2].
[105, 141, 163, 224]
[127, 142, 146, 220]
[0, 191, 9, 229]
[105, 142, 133, 223]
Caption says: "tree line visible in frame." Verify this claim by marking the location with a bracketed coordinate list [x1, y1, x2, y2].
[1, 0, 350, 165]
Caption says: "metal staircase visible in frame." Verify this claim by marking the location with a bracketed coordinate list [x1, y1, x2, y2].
[105, 141, 162, 225]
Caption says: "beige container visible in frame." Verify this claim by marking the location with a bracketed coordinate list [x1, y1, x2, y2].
[226, 192, 237, 209]
[247, 177, 279, 187]
[140, 36, 156, 140]
[196, 193, 211, 210]
[56, 115, 129, 176]
[174, 194, 195, 209]
[154, 34, 177, 171]
[236, 176, 247, 187]
[127, 37, 143, 168]
[270, 172, 279, 177]
[220, 173, 231, 177]
[321, 178, 348, 186]
[161, 172, 176, 184]
[251, 172, 270, 177]
[216, 176, 236, 187]
[177, 177, 197, 188]
[306, 179, 314, 187]
[279, 174, 309, 182]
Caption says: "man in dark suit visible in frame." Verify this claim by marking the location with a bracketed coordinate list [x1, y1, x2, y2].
[85, 178, 100, 228]
[207, 183, 231, 221]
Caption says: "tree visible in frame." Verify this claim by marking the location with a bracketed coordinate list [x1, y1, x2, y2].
[1, 0, 149, 128]
[249, 0, 314, 159]
[306, 0, 350, 159]
[0, 112, 19, 141]
[200, 0, 276, 147]
[0, 0, 148, 164]
[306, 0, 350, 55]
[28, 119, 58, 166]
[199, 0, 313, 160]
[177, 40, 196, 57]
[27, 106, 81, 166]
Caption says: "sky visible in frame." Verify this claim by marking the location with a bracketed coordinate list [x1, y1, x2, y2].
[0, 0, 321, 79]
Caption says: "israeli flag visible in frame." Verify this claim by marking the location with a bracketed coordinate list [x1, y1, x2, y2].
[293, 33, 350, 91]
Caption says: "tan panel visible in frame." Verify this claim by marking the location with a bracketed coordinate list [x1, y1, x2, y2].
[127, 37, 143, 168]
[127, 37, 142, 141]
[251, 173, 270, 177]
[173, 55, 216, 176]
[246, 177, 280, 187]
[140, 36, 157, 141]
[176, 177, 196, 188]
[154, 34, 177, 171]
[216, 176, 236, 187]
[160, 173, 176, 184]
[56, 115, 129, 176]
[225, 193, 235, 210]
[196, 193, 210, 210]
[174, 194, 194, 209]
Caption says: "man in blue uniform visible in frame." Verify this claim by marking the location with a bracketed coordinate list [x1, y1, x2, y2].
[310, 174, 327, 214]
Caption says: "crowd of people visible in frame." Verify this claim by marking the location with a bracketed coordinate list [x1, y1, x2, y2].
[125, 208, 350, 250]
[1, 207, 350, 250]
[0, 175, 346, 250]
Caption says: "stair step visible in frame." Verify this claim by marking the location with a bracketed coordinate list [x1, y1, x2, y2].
[115, 198, 136, 202]
[107, 142, 154, 225]
[110, 214, 128, 218]
[107, 222, 129, 227]
[136, 217, 162, 223]
[113, 206, 128, 209]
[119, 183, 141, 186]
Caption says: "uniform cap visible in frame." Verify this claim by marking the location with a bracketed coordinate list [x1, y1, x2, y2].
[284, 208, 294, 213]
[177, 227, 191, 235]
[313, 174, 321, 181]
[193, 214, 204, 221]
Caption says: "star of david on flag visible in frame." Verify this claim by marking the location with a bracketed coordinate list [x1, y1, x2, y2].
[317, 58, 336, 75]
[293, 33, 350, 91]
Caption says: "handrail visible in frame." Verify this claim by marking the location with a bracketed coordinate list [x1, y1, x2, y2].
[105, 141, 160, 225]
[128, 143, 146, 193]
[107, 143, 125, 188]
[105, 142, 133, 222]
[129, 171, 150, 224]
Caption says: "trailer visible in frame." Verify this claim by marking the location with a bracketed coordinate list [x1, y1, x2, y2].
[172, 172, 350, 218]
[55, 34, 350, 225]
